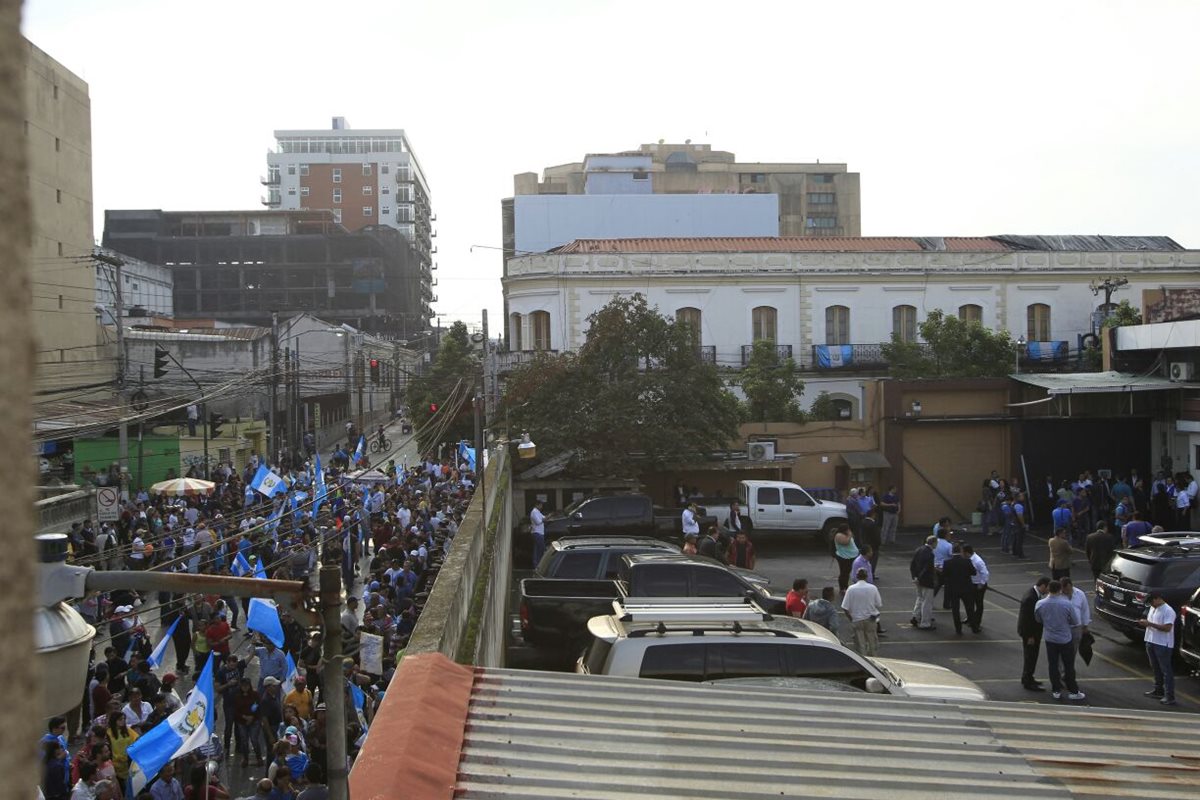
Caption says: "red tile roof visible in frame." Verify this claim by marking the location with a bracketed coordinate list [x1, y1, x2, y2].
[551, 237, 1012, 254]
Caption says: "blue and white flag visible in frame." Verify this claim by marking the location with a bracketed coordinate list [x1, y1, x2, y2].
[127, 653, 216, 794]
[147, 616, 181, 669]
[348, 679, 368, 729]
[314, 454, 328, 517]
[282, 653, 298, 696]
[250, 465, 287, 498]
[254, 556, 267, 580]
[231, 552, 252, 577]
[266, 505, 281, 540]
[458, 442, 476, 472]
[353, 435, 366, 463]
[246, 598, 285, 647]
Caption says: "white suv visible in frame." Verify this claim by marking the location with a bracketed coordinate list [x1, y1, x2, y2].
[577, 603, 986, 702]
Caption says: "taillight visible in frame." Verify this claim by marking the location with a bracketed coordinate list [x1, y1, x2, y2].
[1133, 591, 1147, 604]
[519, 600, 530, 631]
[1183, 604, 1193, 618]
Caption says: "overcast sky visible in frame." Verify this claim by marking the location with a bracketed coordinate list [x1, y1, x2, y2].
[23, 0, 1200, 331]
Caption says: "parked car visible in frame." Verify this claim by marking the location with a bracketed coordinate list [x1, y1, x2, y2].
[519, 552, 783, 648]
[728, 480, 847, 539]
[1180, 586, 1200, 670]
[576, 602, 987, 701]
[1094, 542, 1200, 644]
[535, 536, 681, 580]
[537, 493, 717, 541]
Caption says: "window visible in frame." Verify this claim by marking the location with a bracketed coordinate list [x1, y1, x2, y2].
[509, 313, 522, 351]
[332, 189, 342, 203]
[743, 173, 766, 183]
[810, 174, 834, 184]
[300, 164, 309, 176]
[783, 646, 873, 681]
[808, 192, 835, 205]
[53, 84, 59, 99]
[693, 568, 749, 597]
[676, 307, 702, 346]
[397, 186, 412, 201]
[381, 186, 391, 195]
[287, 165, 296, 175]
[56, 189, 62, 204]
[332, 209, 342, 224]
[615, 496, 646, 518]
[55, 137, 60, 152]
[300, 186, 310, 197]
[381, 206, 390, 216]
[1027, 303, 1051, 340]
[757, 487, 781, 505]
[782, 488, 813, 507]
[892, 304, 917, 343]
[958, 304, 983, 324]
[806, 216, 838, 229]
[381, 164, 390, 175]
[640, 643, 706, 682]
[633, 170, 649, 180]
[825, 305, 850, 345]
[711, 644, 786, 680]
[531, 310, 551, 351]
[363, 206, 373, 217]
[332, 168, 342, 184]
[752, 306, 777, 343]
[554, 552, 603, 579]
[57, 242, 63, 256]
[362, 164, 372, 176]
[363, 185, 373, 196]
[287, 187, 296, 195]
[635, 565, 691, 597]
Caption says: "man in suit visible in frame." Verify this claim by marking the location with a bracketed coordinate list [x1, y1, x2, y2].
[941, 544, 977, 636]
[1018, 576, 1051, 691]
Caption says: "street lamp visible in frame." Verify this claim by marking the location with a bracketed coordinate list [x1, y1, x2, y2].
[1016, 334, 1027, 374]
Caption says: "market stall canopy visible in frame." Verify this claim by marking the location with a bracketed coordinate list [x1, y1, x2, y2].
[149, 477, 215, 496]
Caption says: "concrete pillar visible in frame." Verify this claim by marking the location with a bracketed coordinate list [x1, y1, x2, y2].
[1, 0, 42, 791]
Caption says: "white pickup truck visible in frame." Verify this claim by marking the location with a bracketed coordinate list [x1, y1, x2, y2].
[721, 480, 847, 539]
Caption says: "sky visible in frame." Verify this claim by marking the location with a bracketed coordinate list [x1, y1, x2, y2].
[22, 0, 1200, 332]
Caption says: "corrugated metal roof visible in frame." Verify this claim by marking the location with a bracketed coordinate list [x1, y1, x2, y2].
[551, 237, 1011, 254]
[351, 654, 1200, 799]
[1013, 370, 1196, 394]
[993, 234, 1184, 252]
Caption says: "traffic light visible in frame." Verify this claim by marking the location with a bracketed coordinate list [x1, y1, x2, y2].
[208, 412, 225, 439]
[429, 402, 438, 414]
[369, 358, 381, 385]
[154, 346, 170, 379]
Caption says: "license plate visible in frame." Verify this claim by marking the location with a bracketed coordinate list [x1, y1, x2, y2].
[1111, 589, 1125, 602]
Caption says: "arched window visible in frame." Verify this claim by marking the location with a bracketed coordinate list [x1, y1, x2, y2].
[958, 304, 983, 324]
[531, 310, 551, 351]
[676, 307, 702, 346]
[752, 306, 777, 343]
[831, 397, 854, 419]
[509, 312, 522, 351]
[892, 304, 917, 343]
[1027, 303, 1051, 341]
[825, 305, 850, 345]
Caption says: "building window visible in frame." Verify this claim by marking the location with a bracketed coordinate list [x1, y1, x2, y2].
[808, 192, 835, 205]
[332, 189, 342, 203]
[287, 165, 296, 175]
[633, 170, 649, 180]
[332, 168, 342, 184]
[300, 186, 310, 197]
[825, 305, 850, 345]
[806, 216, 838, 229]
[381, 164, 390, 175]
[381, 206, 390, 216]
[53, 84, 59, 99]
[332, 209, 342, 224]
[362, 164, 372, 176]
[958, 304, 983, 324]
[363, 206, 373, 217]
[56, 189, 62, 204]
[1027, 303, 1051, 341]
[300, 164, 309, 176]
[531, 310, 551, 351]
[892, 305, 918, 343]
[287, 187, 296, 195]
[381, 185, 390, 195]
[55, 137, 60, 152]
[57, 242, 63, 256]
[752, 306, 777, 343]
[676, 307, 702, 346]
[743, 173, 766, 183]
[510, 313, 522, 351]
[810, 174, 833, 184]
[397, 205, 413, 222]
[397, 186, 412, 201]
[363, 185, 373, 196]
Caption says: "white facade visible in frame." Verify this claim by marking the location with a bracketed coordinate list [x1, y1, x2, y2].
[95, 250, 174, 319]
[504, 241, 1200, 370]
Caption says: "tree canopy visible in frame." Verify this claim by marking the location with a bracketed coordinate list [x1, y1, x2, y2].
[405, 321, 479, 454]
[881, 309, 1015, 379]
[502, 295, 741, 476]
[1101, 299, 1143, 329]
[739, 339, 806, 422]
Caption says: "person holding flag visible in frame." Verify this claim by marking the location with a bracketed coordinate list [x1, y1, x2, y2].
[353, 435, 367, 467]
[125, 654, 217, 795]
[249, 464, 288, 498]
[146, 615, 181, 670]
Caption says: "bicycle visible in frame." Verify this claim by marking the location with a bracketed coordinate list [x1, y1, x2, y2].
[369, 436, 392, 454]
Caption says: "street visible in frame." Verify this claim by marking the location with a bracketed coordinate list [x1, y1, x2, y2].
[509, 525, 1199, 712]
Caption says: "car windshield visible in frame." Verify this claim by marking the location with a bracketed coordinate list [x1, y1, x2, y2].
[1107, 554, 1158, 586]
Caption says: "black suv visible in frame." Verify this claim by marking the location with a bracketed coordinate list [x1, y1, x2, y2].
[534, 536, 679, 580]
[1181, 587, 1200, 670]
[1094, 541, 1200, 643]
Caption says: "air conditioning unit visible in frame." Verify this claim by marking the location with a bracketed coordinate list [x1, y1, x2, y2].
[1169, 362, 1195, 382]
[748, 441, 776, 461]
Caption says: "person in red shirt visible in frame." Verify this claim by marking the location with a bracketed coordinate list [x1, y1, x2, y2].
[785, 578, 809, 618]
[205, 612, 233, 657]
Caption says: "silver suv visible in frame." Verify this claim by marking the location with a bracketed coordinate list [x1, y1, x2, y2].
[577, 602, 987, 701]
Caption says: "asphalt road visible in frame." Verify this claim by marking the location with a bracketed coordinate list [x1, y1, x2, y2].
[508, 526, 1200, 713]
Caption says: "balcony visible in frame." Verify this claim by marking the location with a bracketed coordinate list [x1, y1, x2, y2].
[495, 348, 557, 373]
[812, 343, 903, 370]
[741, 344, 793, 366]
[261, 173, 281, 186]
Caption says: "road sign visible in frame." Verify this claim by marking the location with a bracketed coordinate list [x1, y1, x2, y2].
[97, 487, 120, 522]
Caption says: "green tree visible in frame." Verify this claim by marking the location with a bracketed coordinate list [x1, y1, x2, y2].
[405, 321, 479, 454]
[739, 339, 806, 422]
[1101, 299, 1142, 329]
[502, 295, 740, 475]
[808, 391, 839, 421]
[882, 309, 1015, 379]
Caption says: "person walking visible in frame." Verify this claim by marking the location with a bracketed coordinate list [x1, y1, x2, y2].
[909, 536, 937, 630]
[879, 486, 900, 546]
[725, 529, 756, 570]
[1034, 580, 1085, 701]
[529, 500, 546, 568]
[1085, 523, 1116, 580]
[841, 569, 883, 657]
[1049, 527, 1073, 580]
[832, 524, 859, 593]
[941, 544, 977, 636]
[1018, 577, 1050, 691]
[963, 544, 989, 633]
[1139, 591, 1178, 706]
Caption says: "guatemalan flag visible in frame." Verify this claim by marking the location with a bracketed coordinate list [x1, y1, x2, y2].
[353, 435, 366, 464]
[314, 454, 328, 517]
[246, 598, 285, 647]
[282, 653, 298, 696]
[231, 552, 252, 577]
[127, 653, 216, 793]
[146, 617, 180, 669]
[250, 464, 287, 498]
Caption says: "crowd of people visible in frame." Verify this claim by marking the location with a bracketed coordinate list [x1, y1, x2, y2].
[46, 430, 476, 800]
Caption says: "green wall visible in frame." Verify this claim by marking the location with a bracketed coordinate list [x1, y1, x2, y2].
[73, 434, 181, 490]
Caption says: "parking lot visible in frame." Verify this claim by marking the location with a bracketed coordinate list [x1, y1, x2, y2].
[509, 526, 1199, 711]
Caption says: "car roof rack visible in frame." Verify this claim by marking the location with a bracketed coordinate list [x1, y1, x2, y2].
[616, 599, 771, 624]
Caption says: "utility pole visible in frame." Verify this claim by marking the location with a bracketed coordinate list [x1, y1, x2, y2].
[356, 348, 365, 435]
[96, 253, 129, 494]
[319, 564, 348, 800]
[285, 346, 293, 465]
[342, 328, 351, 443]
[137, 365, 145, 489]
[270, 311, 279, 463]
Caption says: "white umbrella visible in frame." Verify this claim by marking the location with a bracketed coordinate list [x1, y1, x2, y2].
[149, 477, 216, 497]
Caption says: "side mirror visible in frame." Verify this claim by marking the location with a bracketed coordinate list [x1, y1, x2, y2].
[865, 677, 886, 694]
[572, 512, 583, 521]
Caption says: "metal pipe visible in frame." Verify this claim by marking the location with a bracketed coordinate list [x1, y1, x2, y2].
[84, 570, 319, 626]
[320, 564, 348, 800]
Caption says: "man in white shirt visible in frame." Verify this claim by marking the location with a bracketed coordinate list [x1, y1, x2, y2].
[681, 503, 700, 536]
[963, 544, 989, 633]
[187, 403, 199, 437]
[530, 500, 546, 568]
[1138, 592, 1177, 705]
[841, 569, 883, 656]
[1060, 577, 1091, 647]
[120, 686, 153, 728]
